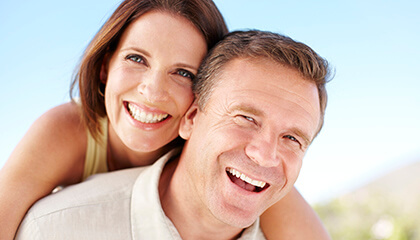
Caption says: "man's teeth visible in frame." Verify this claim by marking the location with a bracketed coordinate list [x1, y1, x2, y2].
[128, 103, 168, 123]
[227, 168, 266, 188]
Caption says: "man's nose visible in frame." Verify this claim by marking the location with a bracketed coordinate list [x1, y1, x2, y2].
[244, 131, 280, 168]
[137, 71, 169, 102]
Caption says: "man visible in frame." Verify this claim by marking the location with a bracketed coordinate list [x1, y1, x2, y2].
[16, 30, 330, 239]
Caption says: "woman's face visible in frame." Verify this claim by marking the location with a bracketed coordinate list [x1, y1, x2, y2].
[102, 10, 207, 157]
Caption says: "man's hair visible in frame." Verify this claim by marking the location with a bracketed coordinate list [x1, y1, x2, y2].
[193, 30, 332, 136]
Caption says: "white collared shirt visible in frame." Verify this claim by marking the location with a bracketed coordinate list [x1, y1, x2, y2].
[16, 149, 265, 239]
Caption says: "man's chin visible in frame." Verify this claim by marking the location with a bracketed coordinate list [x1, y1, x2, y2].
[212, 205, 260, 229]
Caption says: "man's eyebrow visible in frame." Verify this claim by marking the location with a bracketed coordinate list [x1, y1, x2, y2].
[232, 105, 313, 146]
[231, 105, 264, 117]
[290, 127, 312, 147]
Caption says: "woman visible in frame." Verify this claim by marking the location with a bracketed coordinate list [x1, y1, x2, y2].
[0, 0, 329, 239]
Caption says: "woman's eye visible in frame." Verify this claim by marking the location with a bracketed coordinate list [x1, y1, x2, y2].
[127, 54, 144, 64]
[177, 69, 195, 80]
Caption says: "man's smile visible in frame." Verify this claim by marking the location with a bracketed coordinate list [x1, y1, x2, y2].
[226, 167, 269, 193]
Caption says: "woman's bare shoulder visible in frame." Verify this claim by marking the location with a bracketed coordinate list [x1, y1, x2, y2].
[8, 101, 88, 184]
[0, 101, 90, 239]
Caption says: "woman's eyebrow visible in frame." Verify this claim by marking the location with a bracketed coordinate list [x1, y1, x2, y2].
[121, 47, 198, 70]
[174, 63, 200, 71]
[121, 47, 151, 58]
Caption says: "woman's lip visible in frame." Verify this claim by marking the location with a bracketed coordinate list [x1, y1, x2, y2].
[123, 101, 169, 115]
[123, 101, 172, 130]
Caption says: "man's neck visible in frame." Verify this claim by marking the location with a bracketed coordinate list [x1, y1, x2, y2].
[159, 157, 243, 240]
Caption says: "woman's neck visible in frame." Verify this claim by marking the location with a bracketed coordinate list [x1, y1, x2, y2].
[106, 127, 184, 171]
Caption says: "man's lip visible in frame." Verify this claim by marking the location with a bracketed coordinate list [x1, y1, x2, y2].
[226, 167, 269, 193]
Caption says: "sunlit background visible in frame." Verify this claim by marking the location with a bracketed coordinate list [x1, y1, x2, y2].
[1, 1, 419, 238]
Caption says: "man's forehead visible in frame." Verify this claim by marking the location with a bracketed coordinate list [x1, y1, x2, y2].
[215, 58, 319, 108]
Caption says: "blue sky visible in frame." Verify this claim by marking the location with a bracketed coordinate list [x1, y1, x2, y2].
[1, 0, 419, 204]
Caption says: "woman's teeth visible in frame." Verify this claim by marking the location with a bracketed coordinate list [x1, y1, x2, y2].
[227, 167, 266, 188]
[128, 103, 168, 123]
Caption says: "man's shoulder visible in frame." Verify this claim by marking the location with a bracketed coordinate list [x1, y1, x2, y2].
[28, 166, 146, 219]
[16, 167, 148, 239]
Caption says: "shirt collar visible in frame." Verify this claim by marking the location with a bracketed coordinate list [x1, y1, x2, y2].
[130, 147, 264, 239]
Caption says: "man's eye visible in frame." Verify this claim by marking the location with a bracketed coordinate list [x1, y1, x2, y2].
[237, 115, 257, 126]
[243, 115, 255, 123]
[284, 135, 299, 143]
[234, 115, 257, 126]
[126, 54, 144, 63]
[177, 69, 194, 80]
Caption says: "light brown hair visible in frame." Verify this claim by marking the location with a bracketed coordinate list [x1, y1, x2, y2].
[70, 0, 228, 140]
[193, 30, 332, 137]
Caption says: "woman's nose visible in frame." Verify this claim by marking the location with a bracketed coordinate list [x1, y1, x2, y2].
[137, 71, 169, 102]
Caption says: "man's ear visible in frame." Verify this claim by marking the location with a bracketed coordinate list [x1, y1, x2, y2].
[99, 54, 110, 83]
[179, 102, 199, 140]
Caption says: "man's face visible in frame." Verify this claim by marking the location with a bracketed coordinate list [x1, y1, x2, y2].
[179, 58, 321, 228]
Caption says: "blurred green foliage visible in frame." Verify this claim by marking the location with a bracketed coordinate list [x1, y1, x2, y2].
[314, 192, 420, 240]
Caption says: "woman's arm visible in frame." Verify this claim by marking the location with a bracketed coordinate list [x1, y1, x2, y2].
[260, 187, 331, 240]
[0, 102, 87, 239]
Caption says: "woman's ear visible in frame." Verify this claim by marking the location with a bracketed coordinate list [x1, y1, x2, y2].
[100, 54, 110, 83]
[179, 102, 199, 140]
